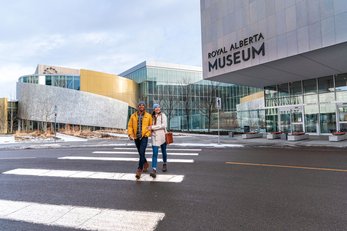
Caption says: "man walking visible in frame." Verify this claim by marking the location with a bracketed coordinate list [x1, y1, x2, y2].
[128, 101, 152, 179]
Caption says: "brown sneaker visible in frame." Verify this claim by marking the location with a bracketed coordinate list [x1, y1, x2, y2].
[162, 163, 167, 172]
[150, 169, 157, 178]
[135, 168, 142, 179]
[143, 162, 149, 172]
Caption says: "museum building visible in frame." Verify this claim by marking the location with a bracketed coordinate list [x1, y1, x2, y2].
[201, 0, 347, 134]
[14, 62, 260, 132]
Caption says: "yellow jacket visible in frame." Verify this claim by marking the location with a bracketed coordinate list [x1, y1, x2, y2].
[127, 111, 152, 139]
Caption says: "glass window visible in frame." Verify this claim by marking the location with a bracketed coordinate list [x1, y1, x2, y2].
[335, 74, 347, 102]
[52, 76, 66, 87]
[335, 73, 347, 90]
[318, 76, 334, 93]
[278, 83, 289, 97]
[320, 103, 336, 133]
[318, 76, 334, 102]
[304, 94, 318, 104]
[319, 92, 334, 103]
[303, 79, 317, 94]
[73, 77, 80, 90]
[320, 112, 336, 133]
[338, 105, 347, 122]
[46, 76, 52, 85]
[67, 76, 74, 89]
[304, 104, 318, 133]
[305, 113, 318, 133]
[289, 81, 302, 96]
[264, 85, 277, 100]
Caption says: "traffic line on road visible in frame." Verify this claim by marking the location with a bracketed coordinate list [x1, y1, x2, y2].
[0, 157, 37, 160]
[58, 156, 194, 163]
[113, 147, 202, 152]
[2, 168, 185, 183]
[226, 161, 347, 173]
[93, 151, 199, 156]
[0, 199, 165, 231]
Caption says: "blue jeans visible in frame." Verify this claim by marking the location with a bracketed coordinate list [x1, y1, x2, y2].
[134, 137, 148, 170]
[152, 142, 167, 169]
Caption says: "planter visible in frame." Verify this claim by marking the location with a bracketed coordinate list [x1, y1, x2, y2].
[329, 133, 347, 142]
[242, 133, 263, 139]
[287, 133, 309, 141]
[267, 132, 282, 139]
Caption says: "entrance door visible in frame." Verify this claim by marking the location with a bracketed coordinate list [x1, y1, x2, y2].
[278, 106, 304, 133]
[305, 114, 318, 133]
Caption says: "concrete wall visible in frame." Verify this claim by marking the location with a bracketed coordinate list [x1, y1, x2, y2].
[16, 82, 128, 129]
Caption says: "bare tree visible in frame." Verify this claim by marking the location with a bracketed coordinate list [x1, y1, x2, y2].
[157, 84, 177, 130]
[178, 78, 193, 131]
[197, 81, 220, 132]
[230, 111, 239, 129]
[34, 95, 57, 132]
[8, 101, 18, 133]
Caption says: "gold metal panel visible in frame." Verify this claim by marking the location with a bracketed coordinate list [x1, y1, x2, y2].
[0, 98, 8, 134]
[240, 91, 264, 103]
[80, 69, 139, 108]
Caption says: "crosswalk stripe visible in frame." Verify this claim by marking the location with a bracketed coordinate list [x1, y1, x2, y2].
[113, 147, 202, 151]
[2, 168, 185, 183]
[93, 151, 199, 156]
[0, 199, 165, 231]
[58, 156, 194, 163]
[0, 157, 37, 160]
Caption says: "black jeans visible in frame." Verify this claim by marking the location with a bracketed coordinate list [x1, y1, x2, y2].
[134, 137, 148, 170]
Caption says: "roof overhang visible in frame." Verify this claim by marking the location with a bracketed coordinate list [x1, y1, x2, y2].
[206, 42, 347, 88]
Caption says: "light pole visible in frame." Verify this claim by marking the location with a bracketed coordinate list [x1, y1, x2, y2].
[216, 97, 221, 145]
[54, 105, 57, 141]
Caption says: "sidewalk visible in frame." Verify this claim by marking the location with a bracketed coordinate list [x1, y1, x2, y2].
[219, 133, 347, 148]
[1, 132, 347, 150]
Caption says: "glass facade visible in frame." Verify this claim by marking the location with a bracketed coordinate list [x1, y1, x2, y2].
[264, 73, 347, 134]
[122, 63, 260, 131]
[19, 75, 80, 90]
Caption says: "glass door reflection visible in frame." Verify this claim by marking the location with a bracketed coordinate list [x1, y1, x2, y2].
[278, 106, 304, 133]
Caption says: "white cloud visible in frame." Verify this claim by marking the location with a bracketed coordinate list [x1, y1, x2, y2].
[0, 0, 202, 98]
[0, 64, 34, 100]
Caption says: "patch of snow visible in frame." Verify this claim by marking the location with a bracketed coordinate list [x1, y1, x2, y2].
[172, 143, 244, 148]
[0, 135, 15, 144]
[55, 133, 87, 142]
[106, 133, 128, 138]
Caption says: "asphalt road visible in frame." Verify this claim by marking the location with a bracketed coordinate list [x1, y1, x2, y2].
[0, 144, 347, 231]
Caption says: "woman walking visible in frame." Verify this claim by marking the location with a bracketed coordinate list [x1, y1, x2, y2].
[148, 104, 168, 178]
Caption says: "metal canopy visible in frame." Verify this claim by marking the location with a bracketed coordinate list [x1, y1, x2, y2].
[207, 42, 347, 88]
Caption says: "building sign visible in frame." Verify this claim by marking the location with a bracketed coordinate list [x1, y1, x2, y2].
[216, 97, 221, 110]
[207, 33, 265, 72]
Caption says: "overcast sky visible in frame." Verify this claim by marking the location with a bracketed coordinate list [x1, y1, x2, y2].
[0, 0, 202, 99]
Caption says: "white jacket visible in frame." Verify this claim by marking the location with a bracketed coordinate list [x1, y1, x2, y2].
[151, 113, 167, 146]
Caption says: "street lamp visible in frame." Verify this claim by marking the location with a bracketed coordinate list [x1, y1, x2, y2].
[54, 105, 57, 141]
[216, 97, 221, 145]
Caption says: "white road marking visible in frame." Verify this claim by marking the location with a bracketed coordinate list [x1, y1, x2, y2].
[113, 147, 202, 151]
[93, 151, 199, 156]
[3, 168, 185, 183]
[0, 157, 37, 160]
[0, 199, 165, 231]
[112, 143, 244, 148]
[58, 156, 194, 163]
